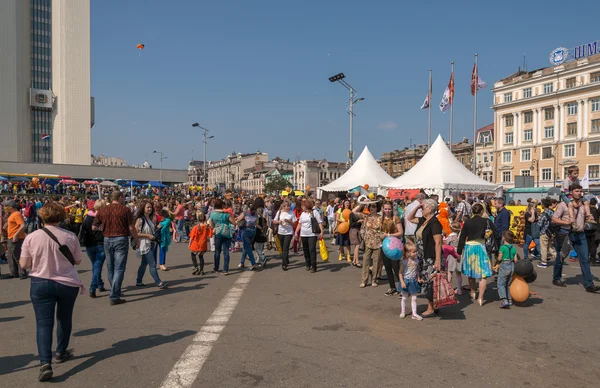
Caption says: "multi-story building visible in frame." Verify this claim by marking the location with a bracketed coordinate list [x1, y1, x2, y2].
[207, 152, 268, 191]
[187, 160, 205, 184]
[474, 124, 495, 183]
[91, 154, 127, 167]
[492, 52, 600, 188]
[379, 138, 474, 178]
[240, 158, 294, 195]
[0, 0, 92, 165]
[293, 160, 348, 191]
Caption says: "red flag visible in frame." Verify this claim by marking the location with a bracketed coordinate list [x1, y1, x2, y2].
[471, 63, 488, 96]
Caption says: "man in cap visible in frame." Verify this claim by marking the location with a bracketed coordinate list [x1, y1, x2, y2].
[3, 200, 27, 279]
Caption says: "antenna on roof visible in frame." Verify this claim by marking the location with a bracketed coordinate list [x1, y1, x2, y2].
[523, 53, 527, 72]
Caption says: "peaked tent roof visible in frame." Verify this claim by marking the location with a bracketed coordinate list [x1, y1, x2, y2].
[382, 135, 497, 192]
[319, 146, 393, 192]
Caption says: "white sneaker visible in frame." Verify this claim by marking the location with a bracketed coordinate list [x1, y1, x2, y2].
[412, 314, 423, 321]
[399, 312, 406, 319]
[537, 262, 548, 268]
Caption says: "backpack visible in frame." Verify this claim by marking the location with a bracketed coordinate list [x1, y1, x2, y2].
[24, 203, 34, 218]
[543, 212, 560, 237]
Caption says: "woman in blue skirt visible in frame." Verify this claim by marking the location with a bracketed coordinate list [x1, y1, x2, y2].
[457, 203, 495, 306]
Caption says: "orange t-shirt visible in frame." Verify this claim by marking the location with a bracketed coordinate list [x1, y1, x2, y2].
[189, 224, 212, 252]
[8, 211, 26, 239]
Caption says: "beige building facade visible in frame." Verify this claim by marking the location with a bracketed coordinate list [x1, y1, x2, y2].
[206, 152, 269, 191]
[293, 160, 347, 191]
[492, 53, 600, 188]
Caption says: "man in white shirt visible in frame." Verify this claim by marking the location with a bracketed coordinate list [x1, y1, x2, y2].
[404, 193, 426, 243]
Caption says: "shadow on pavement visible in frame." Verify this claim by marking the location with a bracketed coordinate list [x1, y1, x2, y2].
[0, 316, 24, 323]
[0, 354, 37, 376]
[0, 300, 30, 310]
[52, 330, 196, 382]
[564, 274, 600, 286]
[125, 284, 207, 304]
[514, 297, 544, 307]
[73, 328, 105, 337]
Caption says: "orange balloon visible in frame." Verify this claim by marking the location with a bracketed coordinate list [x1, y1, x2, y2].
[510, 276, 529, 302]
[342, 209, 351, 221]
[364, 184, 370, 190]
[306, 185, 311, 191]
[354, 191, 360, 197]
[337, 221, 350, 234]
[285, 187, 291, 192]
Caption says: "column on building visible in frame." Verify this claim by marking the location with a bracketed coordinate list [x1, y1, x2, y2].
[535, 108, 542, 144]
[554, 104, 560, 143]
[514, 113, 521, 147]
[559, 104, 566, 141]
[582, 99, 589, 138]
[577, 100, 584, 139]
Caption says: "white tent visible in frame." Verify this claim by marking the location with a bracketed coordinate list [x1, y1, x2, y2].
[382, 135, 497, 192]
[319, 146, 393, 192]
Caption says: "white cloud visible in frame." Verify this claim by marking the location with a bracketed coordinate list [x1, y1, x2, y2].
[377, 121, 399, 131]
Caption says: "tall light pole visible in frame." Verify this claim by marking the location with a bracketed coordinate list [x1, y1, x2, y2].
[192, 123, 214, 198]
[153, 150, 166, 183]
[329, 73, 364, 166]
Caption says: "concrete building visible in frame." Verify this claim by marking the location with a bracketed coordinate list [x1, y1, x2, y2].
[293, 160, 348, 191]
[240, 158, 294, 195]
[91, 154, 127, 167]
[187, 160, 205, 185]
[0, 0, 92, 165]
[474, 124, 495, 183]
[379, 138, 474, 178]
[492, 52, 600, 188]
[206, 152, 269, 191]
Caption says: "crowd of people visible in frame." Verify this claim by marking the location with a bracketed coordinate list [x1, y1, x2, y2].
[1, 171, 600, 381]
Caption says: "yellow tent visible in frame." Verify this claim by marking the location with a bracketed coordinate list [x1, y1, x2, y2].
[281, 190, 305, 197]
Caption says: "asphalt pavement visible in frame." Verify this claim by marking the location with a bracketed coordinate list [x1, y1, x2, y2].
[1, 239, 600, 388]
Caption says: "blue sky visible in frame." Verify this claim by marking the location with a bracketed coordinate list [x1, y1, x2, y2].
[91, 0, 598, 169]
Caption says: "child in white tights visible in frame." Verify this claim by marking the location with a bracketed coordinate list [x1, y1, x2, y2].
[398, 242, 423, 321]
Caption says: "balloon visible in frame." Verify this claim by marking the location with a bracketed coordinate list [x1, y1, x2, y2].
[524, 270, 537, 284]
[382, 236, 403, 260]
[364, 184, 369, 190]
[342, 209, 352, 221]
[136, 43, 145, 49]
[368, 193, 375, 199]
[354, 191, 360, 197]
[337, 221, 349, 234]
[306, 185, 310, 191]
[285, 186, 291, 192]
[510, 276, 529, 302]
[514, 259, 534, 278]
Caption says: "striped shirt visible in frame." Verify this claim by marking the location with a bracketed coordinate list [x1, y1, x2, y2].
[93, 203, 134, 237]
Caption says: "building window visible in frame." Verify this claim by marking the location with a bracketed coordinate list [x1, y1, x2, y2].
[567, 103, 578, 116]
[490, 153, 494, 162]
[564, 143, 575, 158]
[502, 151, 512, 163]
[545, 108, 554, 120]
[592, 119, 600, 133]
[521, 169, 531, 177]
[541, 146, 553, 159]
[505, 132, 513, 144]
[544, 126, 554, 138]
[590, 141, 600, 155]
[483, 153, 488, 163]
[523, 88, 532, 98]
[591, 72, 600, 83]
[566, 77, 576, 89]
[524, 129, 533, 141]
[541, 168, 552, 181]
[544, 83, 553, 94]
[590, 165, 599, 179]
[524, 111, 533, 124]
[504, 93, 513, 103]
[521, 149, 531, 161]
[592, 98, 600, 112]
[489, 172, 493, 182]
[505, 116, 514, 127]
[502, 171, 511, 182]
[567, 122, 577, 136]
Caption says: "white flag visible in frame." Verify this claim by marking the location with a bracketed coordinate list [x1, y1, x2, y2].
[439, 73, 454, 112]
[420, 92, 430, 109]
[581, 169, 589, 189]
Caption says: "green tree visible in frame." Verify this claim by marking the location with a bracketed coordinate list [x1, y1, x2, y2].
[264, 175, 292, 194]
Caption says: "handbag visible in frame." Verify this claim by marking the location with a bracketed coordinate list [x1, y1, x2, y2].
[319, 238, 329, 261]
[484, 219, 500, 255]
[432, 272, 458, 309]
[310, 210, 320, 234]
[41, 228, 75, 266]
[77, 216, 87, 246]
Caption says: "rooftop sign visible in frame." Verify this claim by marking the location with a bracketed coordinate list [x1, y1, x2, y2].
[549, 40, 600, 66]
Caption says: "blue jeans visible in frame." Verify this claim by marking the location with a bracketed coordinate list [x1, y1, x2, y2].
[159, 246, 168, 265]
[554, 232, 595, 288]
[85, 245, 105, 293]
[497, 261, 514, 301]
[214, 236, 231, 273]
[104, 236, 129, 301]
[136, 249, 162, 285]
[240, 229, 257, 266]
[176, 219, 187, 242]
[523, 234, 541, 259]
[30, 277, 78, 365]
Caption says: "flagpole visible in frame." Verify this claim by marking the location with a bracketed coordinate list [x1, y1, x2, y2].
[428, 68, 432, 147]
[473, 54, 478, 173]
[449, 61, 454, 152]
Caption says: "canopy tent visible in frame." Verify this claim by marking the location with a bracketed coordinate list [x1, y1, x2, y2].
[0, 176, 7, 181]
[318, 146, 393, 193]
[99, 180, 117, 187]
[83, 180, 99, 185]
[382, 135, 497, 192]
[147, 181, 167, 188]
[387, 189, 420, 201]
[60, 179, 77, 184]
[10, 176, 30, 182]
[116, 179, 143, 187]
[281, 190, 305, 197]
[42, 178, 59, 186]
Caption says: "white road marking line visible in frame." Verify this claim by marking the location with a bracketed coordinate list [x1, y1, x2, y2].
[160, 272, 254, 388]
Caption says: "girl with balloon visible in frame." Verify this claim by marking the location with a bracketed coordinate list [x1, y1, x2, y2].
[379, 201, 404, 296]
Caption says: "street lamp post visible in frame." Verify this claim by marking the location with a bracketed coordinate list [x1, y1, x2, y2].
[192, 123, 214, 199]
[328, 73, 364, 166]
[153, 150, 166, 183]
[530, 159, 539, 187]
